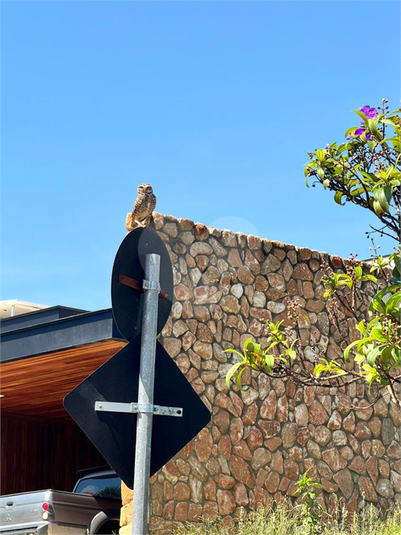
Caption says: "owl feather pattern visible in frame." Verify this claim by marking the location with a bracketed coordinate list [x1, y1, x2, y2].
[126, 183, 157, 231]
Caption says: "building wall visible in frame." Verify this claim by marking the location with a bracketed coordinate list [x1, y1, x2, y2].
[1, 413, 106, 495]
[120, 213, 401, 534]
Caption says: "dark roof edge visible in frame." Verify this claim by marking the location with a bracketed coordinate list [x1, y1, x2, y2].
[1, 309, 125, 363]
[1, 305, 89, 323]
[1, 308, 113, 335]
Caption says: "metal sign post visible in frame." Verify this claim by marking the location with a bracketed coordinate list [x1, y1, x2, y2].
[131, 253, 160, 535]
[95, 252, 174, 535]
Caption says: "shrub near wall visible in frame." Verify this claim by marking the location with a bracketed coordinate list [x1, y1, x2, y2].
[119, 213, 401, 535]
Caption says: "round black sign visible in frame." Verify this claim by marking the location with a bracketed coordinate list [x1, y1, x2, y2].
[111, 227, 173, 341]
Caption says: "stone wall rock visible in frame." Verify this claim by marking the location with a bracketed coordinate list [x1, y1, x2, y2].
[120, 213, 401, 534]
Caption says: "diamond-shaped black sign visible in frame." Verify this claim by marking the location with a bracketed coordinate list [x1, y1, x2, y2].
[63, 336, 211, 488]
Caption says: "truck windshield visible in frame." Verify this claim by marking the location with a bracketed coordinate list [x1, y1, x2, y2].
[74, 474, 121, 499]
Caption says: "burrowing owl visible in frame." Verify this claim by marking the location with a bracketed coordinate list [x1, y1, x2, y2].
[126, 183, 157, 231]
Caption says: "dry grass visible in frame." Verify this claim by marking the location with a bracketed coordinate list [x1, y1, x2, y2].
[175, 504, 401, 535]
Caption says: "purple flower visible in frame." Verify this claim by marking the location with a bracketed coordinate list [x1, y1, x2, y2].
[360, 105, 378, 124]
[350, 127, 372, 141]
[348, 105, 378, 141]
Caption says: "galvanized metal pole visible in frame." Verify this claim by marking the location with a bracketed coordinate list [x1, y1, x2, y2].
[131, 253, 161, 535]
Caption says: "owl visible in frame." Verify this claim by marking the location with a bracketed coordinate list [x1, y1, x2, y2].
[126, 183, 157, 231]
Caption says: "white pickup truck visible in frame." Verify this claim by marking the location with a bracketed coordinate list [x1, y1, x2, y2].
[0, 467, 121, 535]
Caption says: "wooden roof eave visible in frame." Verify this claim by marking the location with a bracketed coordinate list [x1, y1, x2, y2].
[0, 309, 127, 419]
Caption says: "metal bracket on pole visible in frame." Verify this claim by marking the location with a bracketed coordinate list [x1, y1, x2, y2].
[142, 279, 160, 292]
[95, 401, 183, 417]
[118, 274, 169, 300]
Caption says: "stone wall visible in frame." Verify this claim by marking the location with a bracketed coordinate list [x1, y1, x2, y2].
[120, 213, 401, 534]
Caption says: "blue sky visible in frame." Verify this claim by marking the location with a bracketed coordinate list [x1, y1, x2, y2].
[2, 1, 400, 311]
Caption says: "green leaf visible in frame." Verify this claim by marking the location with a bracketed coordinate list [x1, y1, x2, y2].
[380, 346, 393, 365]
[375, 284, 400, 302]
[235, 367, 246, 390]
[316, 149, 325, 162]
[361, 274, 377, 283]
[370, 328, 387, 343]
[367, 118, 382, 140]
[265, 340, 280, 354]
[344, 278, 353, 289]
[367, 316, 381, 330]
[373, 186, 392, 213]
[224, 348, 246, 358]
[226, 361, 244, 388]
[372, 199, 384, 216]
[367, 140, 376, 151]
[385, 292, 401, 314]
[337, 143, 346, 154]
[287, 349, 297, 362]
[392, 255, 400, 279]
[344, 339, 361, 362]
[360, 171, 380, 183]
[268, 320, 284, 333]
[354, 266, 363, 279]
[334, 191, 345, 205]
[350, 187, 367, 197]
[344, 337, 375, 362]
[355, 352, 366, 364]
[382, 118, 397, 127]
[369, 295, 386, 315]
[304, 161, 316, 178]
[392, 348, 401, 366]
[356, 320, 366, 336]
[313, 364, 327, 377]
[361, 363, 381, 392]
[345, 126, 358, 138]
[334, 165, 343, 174]
[264, 353, 275, 371]
[243, 337, 254, 351]
[354, 110, 368, 124]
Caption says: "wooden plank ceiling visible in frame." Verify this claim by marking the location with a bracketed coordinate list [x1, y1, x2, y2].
[0, 340, 126, 419]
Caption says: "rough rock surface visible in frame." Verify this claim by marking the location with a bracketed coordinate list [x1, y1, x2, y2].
[120, 213, 401, 534]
